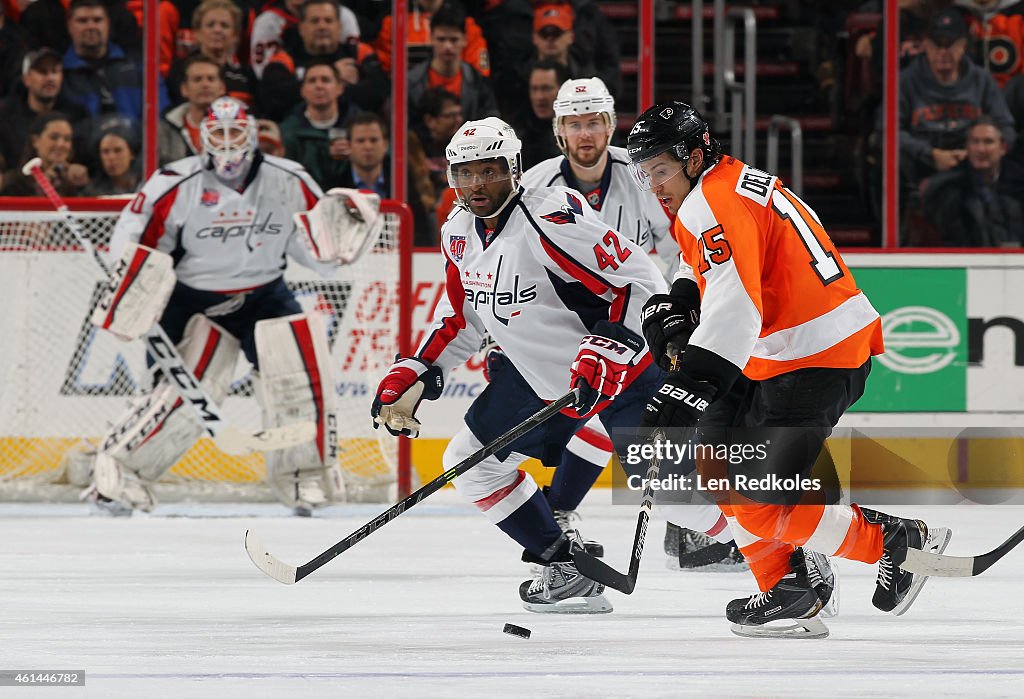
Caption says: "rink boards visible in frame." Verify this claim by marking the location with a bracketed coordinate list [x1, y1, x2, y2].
[2, 251, 1023, 492]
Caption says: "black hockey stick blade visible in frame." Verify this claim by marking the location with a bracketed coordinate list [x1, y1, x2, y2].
[573, 550, 636, 594]
[896, 524, 1024, 577]
[573, 486, 654, 595]
[245, 388, 580, 584]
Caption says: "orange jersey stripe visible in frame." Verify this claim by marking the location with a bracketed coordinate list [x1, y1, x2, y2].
[673, 157, 883, 380]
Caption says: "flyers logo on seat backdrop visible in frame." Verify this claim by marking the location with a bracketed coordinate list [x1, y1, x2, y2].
[541, 192, 585, 225]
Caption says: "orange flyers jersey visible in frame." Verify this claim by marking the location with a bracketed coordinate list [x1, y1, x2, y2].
[672, 157, 883, 381]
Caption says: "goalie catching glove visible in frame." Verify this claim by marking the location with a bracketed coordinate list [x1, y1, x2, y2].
[372, 357, 445, 438]
[570, 321, 645, 418]
[294, 187, 384, 266]
[91, 242, 175, 341]
[640, 279, 701, 371]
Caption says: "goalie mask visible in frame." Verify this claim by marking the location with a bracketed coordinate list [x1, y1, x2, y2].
[200, 96, 258, 180]
[552, 77, 616, 157]
[446, 117, 523, 218]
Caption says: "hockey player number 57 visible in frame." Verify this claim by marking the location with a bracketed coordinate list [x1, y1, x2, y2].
[593, 230, 632, 271]
[771, 188, 844, 285]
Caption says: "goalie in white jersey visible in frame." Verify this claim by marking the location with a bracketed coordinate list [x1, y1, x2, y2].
[82, 97, 382, 516]
[371, 116, 728, 613]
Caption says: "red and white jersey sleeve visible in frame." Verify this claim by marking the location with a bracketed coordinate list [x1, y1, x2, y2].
[416, 186, 668, 400]
[109, 154, 329, 293]
[521, 146, 681, 274]
[673, 157, 884, 381]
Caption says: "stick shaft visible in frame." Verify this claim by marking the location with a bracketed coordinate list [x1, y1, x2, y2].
[291, 389, 580, 581]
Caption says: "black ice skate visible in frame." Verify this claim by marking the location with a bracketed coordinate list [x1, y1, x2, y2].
[520, 534, 612, 614]
[727, 549, 833, 639]
[664, 523, 748, 572]
[860, 508, 952, 616]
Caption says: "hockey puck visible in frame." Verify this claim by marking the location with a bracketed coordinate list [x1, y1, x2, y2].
[502, 623, 531, 639]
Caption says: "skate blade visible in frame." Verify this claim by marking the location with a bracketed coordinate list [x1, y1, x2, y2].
[730, 615, 830, 640]
[892, 526, 952, 617]
[522, 594, 613, 615]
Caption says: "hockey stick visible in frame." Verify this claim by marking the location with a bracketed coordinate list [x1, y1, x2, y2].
[23, 157, 315, 456]
[572, 347, 681, 594]
[245, 388, 580, 584]
[894, 524, 1024, 577]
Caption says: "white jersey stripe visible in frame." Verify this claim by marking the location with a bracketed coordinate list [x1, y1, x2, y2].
[751, 293, 880, 363]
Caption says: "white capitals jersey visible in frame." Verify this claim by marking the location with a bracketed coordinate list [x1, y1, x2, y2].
[110, 154, 333, 292]
[417, 186, 669, 401]
[521, 145, 681, 272]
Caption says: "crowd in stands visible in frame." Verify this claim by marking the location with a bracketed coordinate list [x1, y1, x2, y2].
[6, 0, 1024, 248]
[0, 0, 621, 247]
[849, 0, 1024, 246]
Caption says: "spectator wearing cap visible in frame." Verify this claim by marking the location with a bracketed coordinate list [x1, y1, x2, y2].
[897, 7, 1016, 194]
[61, 0, 168, 125]
[410, 87, 462, 201]
[407, 2, 498, 123]
[82, 126, 141, 195]
[167, 0, 258, 110]
[259, 0, 388, 121]
[158, 54, 226, 164]
[280, 59, 363, 189]
[0, 48, 91, 173]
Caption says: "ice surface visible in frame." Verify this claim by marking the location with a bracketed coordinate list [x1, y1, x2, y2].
[1, 493, 1023, 698]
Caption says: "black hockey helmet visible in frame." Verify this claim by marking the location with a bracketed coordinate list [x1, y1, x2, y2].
[626, 101, 721, 169]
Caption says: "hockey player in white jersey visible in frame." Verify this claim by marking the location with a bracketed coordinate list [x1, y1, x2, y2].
[371, 116, 722, 613]
[83, 97, 381, 516]
[516, 78, 741, 571]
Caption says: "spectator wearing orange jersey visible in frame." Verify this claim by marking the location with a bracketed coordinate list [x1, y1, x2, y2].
[408, 2, 497, 122]
[374, 0, 490, 76]
[963, 0, 1024, 88]
[259, 0, 387, 120]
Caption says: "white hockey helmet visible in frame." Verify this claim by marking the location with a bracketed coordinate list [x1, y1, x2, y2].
[200, 96, 258, 180]
[552, 77, 616, 152]
[446, 117, 523, 217]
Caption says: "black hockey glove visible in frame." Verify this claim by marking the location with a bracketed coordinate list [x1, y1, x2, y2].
[641, 372, 716, 430]
[640, 279, 701, 371]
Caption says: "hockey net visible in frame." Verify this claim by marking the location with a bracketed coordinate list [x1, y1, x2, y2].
[0, 197, 412, 503]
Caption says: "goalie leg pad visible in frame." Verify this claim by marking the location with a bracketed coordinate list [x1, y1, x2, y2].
[91, 242, 176, 340]
[97, 314, 241, 490]
[256, 312, 343, 509]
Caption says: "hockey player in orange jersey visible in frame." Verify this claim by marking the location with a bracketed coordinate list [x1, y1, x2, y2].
[626, 101, 952, 638]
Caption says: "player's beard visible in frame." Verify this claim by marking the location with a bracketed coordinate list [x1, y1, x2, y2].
[568, 141, 606, 170]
